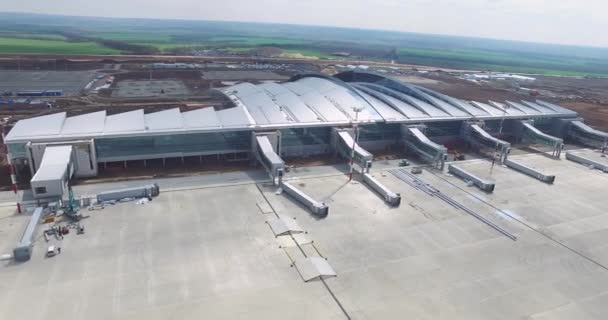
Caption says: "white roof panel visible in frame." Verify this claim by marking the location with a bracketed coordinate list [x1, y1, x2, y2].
[145, 108, 183, 131]
[6, 112, 66, 140]
[31, 145, 72, 182]
[506, 101, 540, 115]
[521, 101, 556, 114]
[297, 77, 382, 122]
[225, 83, 292, 125]
[383, 94, 431, 118]
[104, 110, 145, 133]
[489, 101, 526, 116]
[536, 100, 577, 115]
[283, 82, 349, 122]
[356, 90, 407, 121]
[61, 111, 106, 135]
[423, 95, 469, 117]
[258, 82, 322, 123]
[216, 105, 255, 128]
[182, 107, 221, 128]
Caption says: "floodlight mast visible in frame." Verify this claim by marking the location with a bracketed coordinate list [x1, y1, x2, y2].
[349, 107, 363, 181]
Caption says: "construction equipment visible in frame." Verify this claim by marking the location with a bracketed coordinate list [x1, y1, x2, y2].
[64, 187, 82, 221]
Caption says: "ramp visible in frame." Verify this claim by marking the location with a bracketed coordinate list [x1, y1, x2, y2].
[294, 257, 337, 282]
[568, 121, 608, 149]
[362, 173, 401, 206]
[402, 125, 448, 169]
[448, 164, 495, 192]
[504, 159, 556, 184]
[463, 123, 511, 163]
[267, 215, 305, 236]
[565, 152, 608, 173]
[335, 130, 373, 171]
[519, 121, 563, 158]
[13, 207, 44, 262]
[281, 181, 329, 217]
[254, 134, 285, 183]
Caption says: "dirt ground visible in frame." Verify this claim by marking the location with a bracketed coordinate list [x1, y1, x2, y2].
[560, 102, 608, 129]
[423, 73, 608, 131]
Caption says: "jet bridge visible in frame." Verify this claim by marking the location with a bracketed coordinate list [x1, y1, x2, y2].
[332, 129, 401, 206]
[30, 145, 75, 199]
[462, 122, 511, 163]
[332, 129, 373, 172]
[13, 207, 44, 262]
[448, 164, 495, 192]
[252, 132, 285, 185]
[401, 125, 448, 169]
[252, 132, 328, 217]
[565, 152, 608, 173]
[517, 120, 564, 158]
[567, 120, 608, 150]
[504, 158, 556, 184]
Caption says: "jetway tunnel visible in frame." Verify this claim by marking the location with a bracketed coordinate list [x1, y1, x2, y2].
[333, 129, 401, 206]
[516, 120, 564, 158]
[462, 122, 511, 163]
[401, 125, 448, 169]
[567, 120, 608, 150]
[253, 132, 328, 217]
[332, 129, 373, 172]
[255, 129, 401, 209]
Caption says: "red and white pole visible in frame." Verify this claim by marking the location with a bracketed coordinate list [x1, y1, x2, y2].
[6, 157, 20, 213]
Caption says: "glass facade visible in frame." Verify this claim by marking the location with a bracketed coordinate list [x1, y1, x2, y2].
[280, 127, 332, 147]
[426, 121, 463, 137]
[95, 131, 251, 161]
[7, 143, 27, 159]
[358, 124, 401, 142]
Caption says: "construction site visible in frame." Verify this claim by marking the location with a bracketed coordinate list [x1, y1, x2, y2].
[1, 58, 608, 319]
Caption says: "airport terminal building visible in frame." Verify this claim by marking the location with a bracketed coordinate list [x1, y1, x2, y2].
[4, 71, 606, 200]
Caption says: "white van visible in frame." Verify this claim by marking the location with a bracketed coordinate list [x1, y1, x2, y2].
[46, 246, 58, 257]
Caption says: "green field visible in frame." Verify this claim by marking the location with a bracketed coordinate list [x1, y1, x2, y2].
[397, 47, 608, 77]
[2, 13, 608, 77]
[0, 32, 67, 41]
[96, 32, 173, 44]
[0, 37, 121, 54]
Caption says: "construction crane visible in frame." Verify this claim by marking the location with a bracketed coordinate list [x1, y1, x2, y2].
[64, 186, 81, 221]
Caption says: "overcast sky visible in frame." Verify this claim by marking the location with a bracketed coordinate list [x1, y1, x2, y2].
[4, 0, 608, 47]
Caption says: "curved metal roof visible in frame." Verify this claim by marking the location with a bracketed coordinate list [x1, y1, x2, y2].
[4, 71, 577, 144]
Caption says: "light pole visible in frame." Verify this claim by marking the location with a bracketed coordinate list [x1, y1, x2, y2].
[498, 105, 509, 136]
[349, 107, 363, 181]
